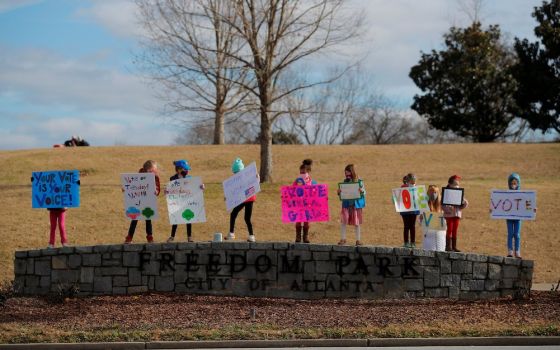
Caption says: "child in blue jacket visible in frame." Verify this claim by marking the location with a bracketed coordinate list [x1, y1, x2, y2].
[337, 164, 365, 246]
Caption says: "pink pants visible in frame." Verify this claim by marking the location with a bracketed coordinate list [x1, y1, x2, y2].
[49, 210, 68, 245]
[445, 217, 460, 239]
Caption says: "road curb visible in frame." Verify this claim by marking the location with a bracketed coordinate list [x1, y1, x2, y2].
[1, 336, 560, 349]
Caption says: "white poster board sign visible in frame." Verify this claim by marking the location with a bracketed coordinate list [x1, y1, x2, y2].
[223, 162, 261, 211]
[121, 173, 158, 220]
[166, 177, 206, 225]
[490, 190, 537, 220]
[442, 188, 464, 206]
[419, 212, 447, 230]
[392, 185, 429, 213]
[338, 182, 362, 200]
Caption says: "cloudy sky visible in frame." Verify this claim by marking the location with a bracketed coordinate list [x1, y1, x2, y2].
[0, 0, 544, 149]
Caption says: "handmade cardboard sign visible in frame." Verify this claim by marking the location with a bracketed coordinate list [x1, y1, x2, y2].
[338, 182, 363, 200]
[223, 162, 261, 212]
[281, 184, 329, 223]
[490, 190, 537, 220]
[32, 170, 80, 208]
[121, 173, 158, 220]
[419, 212, 447, 230]
[392, 185, 429, 213]
[442, 187, 464, 206]
[166, 177, 206, 225]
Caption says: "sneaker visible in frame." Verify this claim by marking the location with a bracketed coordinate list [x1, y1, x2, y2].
[124, 235, 133, 244]
[355, 240, 363, 246]
[403, 242, 410, 248]
[62, 243, 69, 247]
[225, 232, 235, 240]
[147, 235, 154, 243]
[166, 236, 174, 243]
[337, 239, 347, 245]
[247, 235, 256, 243]
[410, 242, 416, 249]
[187, 236, 194, 243]
[47, 244, 55, 249]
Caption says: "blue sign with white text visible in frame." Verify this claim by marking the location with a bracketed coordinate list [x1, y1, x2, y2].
[32, 170, 80, 208]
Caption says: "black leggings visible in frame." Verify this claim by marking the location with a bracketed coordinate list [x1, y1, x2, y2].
[170, 224, 192, 237]
[128, 220, 152, 237]
[401, 214, 417, 243]
[229, 201, 253, 235]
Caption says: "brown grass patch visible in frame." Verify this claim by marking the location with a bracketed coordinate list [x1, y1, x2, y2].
[1, 144, 559, 282]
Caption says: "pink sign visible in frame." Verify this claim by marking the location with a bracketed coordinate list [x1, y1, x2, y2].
[281, 184, 329, 223]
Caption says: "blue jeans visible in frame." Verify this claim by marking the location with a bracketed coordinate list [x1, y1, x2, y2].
[506, 219, 521, 252]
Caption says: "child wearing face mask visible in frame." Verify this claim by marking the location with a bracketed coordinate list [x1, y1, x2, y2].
[442, 175, 468, 252]
[293, 159, 314, 243]
[337, 164, 365, 246]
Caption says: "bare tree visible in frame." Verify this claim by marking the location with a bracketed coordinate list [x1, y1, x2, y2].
[136, 0, 250, 144]
[217, 0, 363, 182]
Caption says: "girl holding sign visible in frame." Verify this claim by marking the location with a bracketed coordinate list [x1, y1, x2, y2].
[337, 164, 365, 246]
[226, 158, 257, 242]
[166, 159, 205, 243]
[293, 159, 314, 243]
[124, 160, 161, 244]
[506, 173, 522, 258]
[400, 173, 419, 248]
[442, 175, 468, 252]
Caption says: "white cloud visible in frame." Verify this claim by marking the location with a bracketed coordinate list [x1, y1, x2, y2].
[0, 46, 157, 114]
[0, 0, 42, 14]
[75, 0, 142, 38]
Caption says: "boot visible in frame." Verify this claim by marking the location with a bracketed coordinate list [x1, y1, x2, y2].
[452, 237, 460, 252]
[303, 227, 310, 243]
[445, 237, 451, 251]
[295, 228, 302, 243]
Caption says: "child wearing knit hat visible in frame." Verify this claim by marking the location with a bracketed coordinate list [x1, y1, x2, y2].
[226, 158, 257, 242]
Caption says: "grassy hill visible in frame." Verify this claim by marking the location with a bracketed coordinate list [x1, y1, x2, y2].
[1, 143, 559, 283]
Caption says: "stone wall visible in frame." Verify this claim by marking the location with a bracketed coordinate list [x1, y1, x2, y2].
[13, 242, 533, 300]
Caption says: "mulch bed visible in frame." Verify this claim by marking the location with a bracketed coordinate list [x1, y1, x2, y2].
[1, 291, 559, 331]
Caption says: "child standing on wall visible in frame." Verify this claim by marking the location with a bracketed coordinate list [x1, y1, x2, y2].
[226, 158, 257, 242]
[400, 173, 419, 248]
[337, 164, 365, 246]
[442, 175, 468, 252]
[506, 173, 523, 258]
[420, 185, 447, 251]
[166, 159, 205, 243]
[293, 159, 314, 243]
[124, 160, 160, 244]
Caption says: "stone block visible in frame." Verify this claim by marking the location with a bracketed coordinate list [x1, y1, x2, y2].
[375, 247, 394, 255]
[332, 245, 356, 253]
[307, 244, 331, 252]
[466, 254, 488, 262]
[383, 278, 404, 298]
[14, 258, 27, 274]
[59, 246, 75, 254]
[123, 252, 140, 267]
[25, 275, 40, 287]
[75, 246, 94, 254]
[521, 260, 534, 268]
[448, 286, 460, 299]
[52, 270, 79, 283]
[35, 259, 51, 276]
[102, 258, 121, 267]
[129, 269, 142, 285]
[231, 242, 250, 250]
[485, 279, 500, 291]
[356, 246, 375, 254]
[404, 278, 423, 291]
[488, 256, 504, 264]
[503, 265, 519, 279]
[451, 260, 472, 274]
[113, 276, 129, 287]
[472, 262, 488, 279]
[155, 276, 175, 292]
[15, 251, 28, 258]
[460, 280, 484, 291]
[313, 252, 330, 261]
[441, 274, 460, 287]
[52, 256, 68, 269]
[80, 267, 95, 284]
[113, 287, 127, 295]
[504, 257, 522, 266]
[82, 254, 102, 266]
[393, 247, 413, 256]
[250, 242, 273, 249]
[68, 255, 81, 269]
[424, 267, 440, 287]
[93, 245, 111, 253]
[28, 250, 42, 258]
[123, 244, 145, 252]
[93, 276, 112, 293]
[439, 259, 452, 274]
[40, 248, 57, 256]
[412, 249, 436, 258]
[100, 267, 128, 276]
[425, 288, 448, 298]
[488, 264, 502, 280]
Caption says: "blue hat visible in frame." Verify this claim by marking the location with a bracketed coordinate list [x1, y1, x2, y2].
[173, 159, 191, 171]
[232, 158, 244, 173]
[508, 173, 521, 189]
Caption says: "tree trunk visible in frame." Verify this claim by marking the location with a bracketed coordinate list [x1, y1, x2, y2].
[259, 104, 273, 183]
[213, 108, 225, 145]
